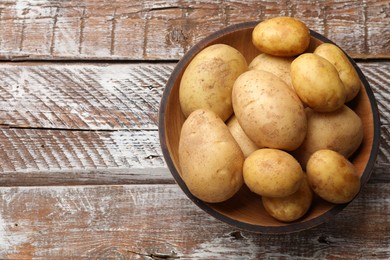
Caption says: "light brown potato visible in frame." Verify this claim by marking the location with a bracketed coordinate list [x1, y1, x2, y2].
[243, 148, 304, 198]
[179, 44, 248, 121]
[252, 16, 310, 57]
[262, 177, 313, 222]
[292, 105, 363, 168]
[248, 53, 294, 88]
[306, 149, 360, 204]
[314, 43, 361, 102]
[226, 115, 259, 158]
[291, 53, 346, 112]
[232, 70, 307, 151]
[178, 109, 244, 203]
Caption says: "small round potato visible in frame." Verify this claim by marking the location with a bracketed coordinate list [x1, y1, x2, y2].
[292, 105, 363, 168]
[227, 115, 259, 158]
[248, 53, 294, 88]
[306, 149, 361, 204]
[178, 109, 244, 203]
[252, 16, 310, 57]
[314, 43, 361, 102]
[262, 177, 313, 222]
[291, 53, 347, 112]
[243, 148, 304, 198]
[179, 44, 248, 121]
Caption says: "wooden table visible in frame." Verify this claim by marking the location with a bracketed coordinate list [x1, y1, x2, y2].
[0, 1, 389, 259]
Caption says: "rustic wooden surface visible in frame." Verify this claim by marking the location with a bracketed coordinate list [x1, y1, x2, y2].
[0, 0, 389, 259]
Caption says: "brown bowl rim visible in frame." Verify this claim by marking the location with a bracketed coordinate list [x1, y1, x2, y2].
[158, 21, 381, 233]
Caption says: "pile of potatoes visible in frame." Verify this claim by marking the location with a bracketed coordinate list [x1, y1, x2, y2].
[177, 16, 363, 222]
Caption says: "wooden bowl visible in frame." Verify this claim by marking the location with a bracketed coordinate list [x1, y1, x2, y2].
[159, 21, 381, 233]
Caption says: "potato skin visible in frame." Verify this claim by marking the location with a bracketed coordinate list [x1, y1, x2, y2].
[292, 105, 363, 168]
[227, 115, 259, 158]
[252, 16, 310, 57]
[306, 149, 360, 204]
[314, 43, 361, 102]
[232, 70, 307, 151]
[248, 53, 294, 88]
[262, 177, 313, 222]
[243, 149, 304, 198]
[179, 44, 248, 121]
[178, 109, 244, 203]
[291, 53, 346, 112]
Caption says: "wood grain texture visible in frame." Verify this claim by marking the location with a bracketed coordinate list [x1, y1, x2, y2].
[0, 128, 171, 186]
[0, 125, 387, 186]
[0, 184, 388, 259]
[0, 61, 388, 186]
[0, 63, 172, 130]
[0, 0, 389, 60]
[0, 62, 388, 130]
[0, 1, 387, 258]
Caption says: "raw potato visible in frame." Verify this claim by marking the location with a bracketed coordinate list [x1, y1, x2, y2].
[232, 70, 307, 151]
[292, 105, 363, 168]
[248, 53, 294, 88]
[178, 109, 244, 203]
[262, 177, 313, 222]
[252, 16, 310, 57]
[243, 148, 304, 198]
[179, 44, 248, 121]
[227, 115, 259, 158]
[314, 43, 361, 102]
[291, 53, 346, 112]
[306, 149, 361, 204]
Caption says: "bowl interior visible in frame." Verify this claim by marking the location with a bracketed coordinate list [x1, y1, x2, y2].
[160, 22, 380, 233]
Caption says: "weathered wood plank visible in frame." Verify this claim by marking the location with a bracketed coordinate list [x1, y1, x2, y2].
[0, 183, 388, 259]
[0, 0, 388, 60]
[0, 63, 172, 130]
[0, 62, 388, 130]
[0, 128, 170, 186]
[0, 124, 388, 186]
[0, 61, 387, 185]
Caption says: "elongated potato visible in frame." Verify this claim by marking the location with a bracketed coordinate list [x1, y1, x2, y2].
[178, 109, 244, 203]
[292, 105, 363, 168]
[232, 70, 307, 151]
[249, 53, 294, 88]
[179, 44, 248, 121]
[252, 16, 310, 57]
[291, 53, 346, 112]
[314, 43, 361, 102]
[227, 115, 259, 158]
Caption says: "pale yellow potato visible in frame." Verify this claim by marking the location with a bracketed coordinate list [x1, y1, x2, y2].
[243, 148, 304, 198]
[314, 43, 361, 102]
[292, 105, 363, 168]
[262, 177, 313, 222]
[306, 149, 361, 204]
[226, 115, 259, 158]
[248, 53, 294, 88]
[179, 44, 248, 121]
[291, 53, 347, 112]
[232, 70, 307, 151]
[252, 16, 310, 57]
[178, 109, 244, 203]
